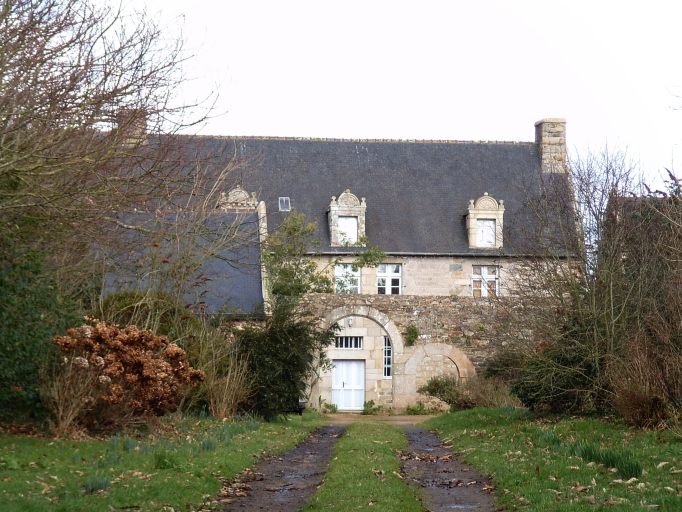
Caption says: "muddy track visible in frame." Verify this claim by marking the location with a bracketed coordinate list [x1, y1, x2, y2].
[401, 427, 499, 512]
[218, 425, 345, 511]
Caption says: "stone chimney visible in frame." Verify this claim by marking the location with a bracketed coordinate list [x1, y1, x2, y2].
[535, 118, 566, 173]
[116, 108, 147, 147]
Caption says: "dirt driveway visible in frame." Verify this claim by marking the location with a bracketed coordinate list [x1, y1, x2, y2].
[219, 414, 499, 511]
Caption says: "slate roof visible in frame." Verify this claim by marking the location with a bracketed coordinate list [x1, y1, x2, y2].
[106, 212, 263, 315]
[192, 136, 555, 256]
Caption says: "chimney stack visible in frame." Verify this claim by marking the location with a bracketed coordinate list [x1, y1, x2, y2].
[116, 108, 148, 147]
[535, 118, 566, 173]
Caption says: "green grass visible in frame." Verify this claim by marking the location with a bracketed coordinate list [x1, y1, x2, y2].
[425, 407, 682, 510]
[304, 421, 423, 512]
[0, 411, 327, 511]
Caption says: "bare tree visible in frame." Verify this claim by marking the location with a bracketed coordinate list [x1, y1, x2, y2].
[499, 149, 644, 413]
[0, 0, 247, 416]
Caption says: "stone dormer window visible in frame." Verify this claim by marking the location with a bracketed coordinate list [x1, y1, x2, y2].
[328, 189, 366, 246]
[466, 193, 504, 249]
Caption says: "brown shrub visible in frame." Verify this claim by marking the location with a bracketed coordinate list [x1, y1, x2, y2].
[418, 375, 522, 412]
[45, 321, 204, 432]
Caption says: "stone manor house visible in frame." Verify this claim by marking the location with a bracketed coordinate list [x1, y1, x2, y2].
[191, 118, 568, 412]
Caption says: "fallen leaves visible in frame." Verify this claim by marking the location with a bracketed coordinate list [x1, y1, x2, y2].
[571, 481, 590, 492]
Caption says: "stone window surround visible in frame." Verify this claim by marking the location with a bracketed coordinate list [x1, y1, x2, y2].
[466, 193, 504, 249]
[328, 189, 366, 247]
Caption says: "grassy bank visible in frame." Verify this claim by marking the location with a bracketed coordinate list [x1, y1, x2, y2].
[425, 407, 682, 510]
[0, 412, 327, 512]
[304, 421, 423, 512]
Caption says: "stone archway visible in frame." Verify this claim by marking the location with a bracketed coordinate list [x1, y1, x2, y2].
[314, 306, 405, 409]
[323, 305, 405, 354]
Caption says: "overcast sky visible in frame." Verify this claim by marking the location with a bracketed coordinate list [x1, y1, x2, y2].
[138, 0, 682, 187]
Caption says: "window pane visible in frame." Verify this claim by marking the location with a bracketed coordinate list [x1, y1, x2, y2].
[278, 197, 291, 211]
[473, 266, 482, 275]
[377, 264, 386, 274]
[383, 337, 392, 378]
[476, 219, 495, 247]
[335, 336, 363, 349]
[391, 264, 401, 274]
[377, 277, 386, 294]
[338, 216, 358, 244]
[487, 267, 497, 276]
[335, 264, 360, 294]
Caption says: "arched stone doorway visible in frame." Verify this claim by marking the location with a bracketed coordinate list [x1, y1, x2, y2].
[309, 306, 404, 410]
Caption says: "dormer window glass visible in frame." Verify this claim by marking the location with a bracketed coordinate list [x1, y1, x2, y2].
[476, 219, 496, 247]
[278, 197, 291, 212]
[338, 216, 358, 244]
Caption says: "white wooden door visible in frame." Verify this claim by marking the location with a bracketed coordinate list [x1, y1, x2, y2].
[331, 360, 365, 411]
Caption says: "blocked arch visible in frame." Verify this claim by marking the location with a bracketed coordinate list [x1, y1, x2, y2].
[399, 343, 477, 408]
[323, 305, 405, 354]
[405, 343, 476, 380]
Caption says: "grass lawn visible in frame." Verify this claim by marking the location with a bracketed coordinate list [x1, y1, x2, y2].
[0, 411, 328, 512]
[304, 421, 423, 512]
[425, 407, 682, 510]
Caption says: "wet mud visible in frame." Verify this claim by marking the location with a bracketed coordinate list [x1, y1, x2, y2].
[400, 428, 499, 512]
[218, 425, 345, 511]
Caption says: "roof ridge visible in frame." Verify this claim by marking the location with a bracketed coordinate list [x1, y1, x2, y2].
[190, 134, 536, 145]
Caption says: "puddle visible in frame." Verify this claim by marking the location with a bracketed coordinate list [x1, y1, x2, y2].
[400, 428, 499, 512]
[217, 425, 345, 511]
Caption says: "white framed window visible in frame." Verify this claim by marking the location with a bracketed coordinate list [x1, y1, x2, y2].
[476, 219, 496, 247]
[335, 264, 360, 294]
[278, 197, 291, 211]
[338, 216, 358, 244]
[472, 265, 499, 297]
[335, 336, 363, 349]
[383, 336, 392, 379]
[377, 264, 401, 295]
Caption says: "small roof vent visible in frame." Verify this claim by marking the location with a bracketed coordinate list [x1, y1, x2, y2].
[278, 197, 291, 212]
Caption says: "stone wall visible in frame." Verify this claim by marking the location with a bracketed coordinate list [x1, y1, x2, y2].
[303, 293, 509, 371]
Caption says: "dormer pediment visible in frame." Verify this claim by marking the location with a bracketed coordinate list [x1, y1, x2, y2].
[217, 185, 259, 210]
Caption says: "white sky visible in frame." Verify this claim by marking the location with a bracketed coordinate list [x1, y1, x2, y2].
[137, 0, 682, 187]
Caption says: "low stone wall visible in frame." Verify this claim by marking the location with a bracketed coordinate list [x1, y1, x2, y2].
[303, 293, 510, 371]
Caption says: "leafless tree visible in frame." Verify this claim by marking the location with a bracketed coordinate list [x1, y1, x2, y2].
[0, 0, 246, 303]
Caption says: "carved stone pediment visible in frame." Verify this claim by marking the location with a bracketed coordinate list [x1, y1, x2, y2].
[217, 185, 259, 210]
[336, 189, 365, 207]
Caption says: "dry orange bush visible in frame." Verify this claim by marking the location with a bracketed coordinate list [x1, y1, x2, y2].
[45, 321, 204, 433]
